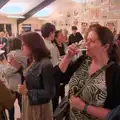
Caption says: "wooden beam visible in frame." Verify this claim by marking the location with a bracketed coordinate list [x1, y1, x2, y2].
[17, 0, 56, 25]
[0, 0, 9, 9]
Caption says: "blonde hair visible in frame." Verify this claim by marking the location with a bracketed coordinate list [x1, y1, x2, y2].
[0, 32, 5, 37]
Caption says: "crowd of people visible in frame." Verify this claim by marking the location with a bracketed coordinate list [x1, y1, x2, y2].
[0, 23, 120, 120]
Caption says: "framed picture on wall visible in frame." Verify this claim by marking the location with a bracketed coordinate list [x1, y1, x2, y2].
[81, 22, 88, 34]
[66, 12, 71, 18]
[22, 24, 31, 32]
[90, 21, 99, 25]
[73, 9, 80, 17]
[111, 0, 120, 5]
[104, 21, 117, 32]
[59, 20, 64, 27]
[73, 18, 79, 26]
[64, 20, 70, 27]
[51, 20, 57, 26]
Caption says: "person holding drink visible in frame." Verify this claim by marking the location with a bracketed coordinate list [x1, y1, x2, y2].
[54, 26, 120, 120]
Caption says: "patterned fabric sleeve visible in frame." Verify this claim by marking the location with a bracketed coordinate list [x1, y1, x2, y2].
[0, 63, 17, 77]
[0, 63, 17, 87]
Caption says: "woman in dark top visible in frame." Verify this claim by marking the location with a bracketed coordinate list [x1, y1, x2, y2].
[54, 30, 65, 56]
[18, 32, 55, 120]
[53, 30, 66, 111]
[115, 34, 120, 46]
[53, 26, 120, 119]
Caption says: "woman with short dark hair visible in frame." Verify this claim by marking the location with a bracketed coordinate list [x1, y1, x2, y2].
[18, 32, 55, 120]
[52, 30, 66, 111]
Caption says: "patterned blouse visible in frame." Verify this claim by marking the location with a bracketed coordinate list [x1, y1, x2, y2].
[69, 58, 107, 120]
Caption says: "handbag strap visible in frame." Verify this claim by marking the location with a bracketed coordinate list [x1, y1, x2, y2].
[75, 61, 114, 97]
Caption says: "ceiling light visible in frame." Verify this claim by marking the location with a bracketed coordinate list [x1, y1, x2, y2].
[7, 15, 25, 18]
[34, 7, 53, 17]
[38, 18, 48, 20]
[72, 0, 89, 4]
[0, 2, 26, 14]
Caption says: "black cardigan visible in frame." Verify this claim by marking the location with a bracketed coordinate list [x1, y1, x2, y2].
[54, 55, 120, 110]
[26, 59, 55, 105]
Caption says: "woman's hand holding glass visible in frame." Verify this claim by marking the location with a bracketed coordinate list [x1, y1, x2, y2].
[65, 43, 80, 58]
[18, 84, 28, 95]
[65, 40, 86, 58]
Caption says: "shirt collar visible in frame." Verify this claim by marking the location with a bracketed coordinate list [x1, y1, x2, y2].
[44, 39, 52, 44]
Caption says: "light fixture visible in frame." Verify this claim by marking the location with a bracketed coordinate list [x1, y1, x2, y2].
[72, 0, 89, 4]
[38, 18, 48, 20]
[7, 15, 25, 18]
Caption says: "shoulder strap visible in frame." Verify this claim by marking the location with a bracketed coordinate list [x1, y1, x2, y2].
[75, 61, 114, 96]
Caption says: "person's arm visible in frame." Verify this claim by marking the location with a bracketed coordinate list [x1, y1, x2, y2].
[70, 96, 111, 120]
[0, 43, 6, 49]
[53, 54, 86, 85]
[86, 105, 110, 120]
[58, 55, 72, 73]
[0, 64, 17, 77]
[0, 80, 16, 109]
[0, 57, 21, 77]
[58, 43, 85, 73]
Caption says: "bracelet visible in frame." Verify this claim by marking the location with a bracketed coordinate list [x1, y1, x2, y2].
[83, 103, 89, 113]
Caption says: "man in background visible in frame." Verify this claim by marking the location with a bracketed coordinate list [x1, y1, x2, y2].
[68, 26, 83, 45]
[41, 23, 59, 67]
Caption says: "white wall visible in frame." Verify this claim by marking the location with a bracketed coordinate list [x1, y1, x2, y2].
[0, 16, 45, 36]
[0, 16, 17, 36]
[19, 18, 44, 34]
[46, 1, 120, 34]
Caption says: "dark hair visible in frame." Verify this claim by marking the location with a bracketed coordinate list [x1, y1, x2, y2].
[9, 37, 21, 51]
[41, 23, 55, 38]
[72, 26, 77, 30]
[89, 26, 120, 64]
[85, 24, 101, 39]
[116, 34, 120, 40]
[21, 32, 51, 61]
[55, 30, 62, 38]
[89, 24, 101, 30]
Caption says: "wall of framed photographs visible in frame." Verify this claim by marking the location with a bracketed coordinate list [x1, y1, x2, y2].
[46, 0, 120, 34]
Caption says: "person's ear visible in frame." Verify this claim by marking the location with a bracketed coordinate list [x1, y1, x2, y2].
[104, 44, 109, 51]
